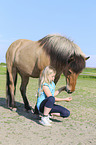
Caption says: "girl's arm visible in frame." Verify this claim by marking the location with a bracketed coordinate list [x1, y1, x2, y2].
[54, 86, 72, 102]
[43, 86, 52, 97]
[43, 86, 66, 97]
[55, 97, 72, 102]
[43, 85, 72, 102]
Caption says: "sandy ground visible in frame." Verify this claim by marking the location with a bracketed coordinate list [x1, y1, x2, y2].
[0, 98, 96, 145]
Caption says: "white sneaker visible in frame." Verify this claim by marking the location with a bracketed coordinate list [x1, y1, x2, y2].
[47, 115, 52, 123]
[39, 116, 52, 126]
[48, 114, 52, 119]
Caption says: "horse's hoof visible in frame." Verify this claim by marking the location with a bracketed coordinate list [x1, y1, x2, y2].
[25, 106, 32, 111]
[12, 108, 17, 111]
[24, 108, 32, 113]
[8, 106, 13, 110]
[24, 109, 33, 114]
[8, 106, 17, 111]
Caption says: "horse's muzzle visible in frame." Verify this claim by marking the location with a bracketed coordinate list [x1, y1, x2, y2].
[65, 86, 73, 94]
[67, 90, 73, 94]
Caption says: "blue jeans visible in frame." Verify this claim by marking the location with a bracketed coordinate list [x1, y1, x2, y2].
[39, 96, 70, 118]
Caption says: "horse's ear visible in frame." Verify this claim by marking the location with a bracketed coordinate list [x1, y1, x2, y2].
[85, 56, 90, 60]
[68, 56, 74, 64]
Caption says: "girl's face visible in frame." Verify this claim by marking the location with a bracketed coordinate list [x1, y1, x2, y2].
[48, 73, 56, 82]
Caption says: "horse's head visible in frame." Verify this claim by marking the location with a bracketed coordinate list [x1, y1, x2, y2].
[63, 55, 90, 94]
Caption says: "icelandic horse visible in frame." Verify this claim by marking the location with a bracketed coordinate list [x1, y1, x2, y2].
[6, 34, 89, 111]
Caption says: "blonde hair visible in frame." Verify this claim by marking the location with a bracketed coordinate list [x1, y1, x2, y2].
[38, 66, 56, 96]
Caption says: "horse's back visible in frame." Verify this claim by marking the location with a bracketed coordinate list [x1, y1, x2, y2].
[6, 39, 46, 77]
[6, 39, 26, 64]
[6, 39, 33, 60]
[6, 39, 35, 68]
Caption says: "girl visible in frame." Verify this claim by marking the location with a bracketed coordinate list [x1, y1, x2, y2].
[36, 66, 72, 126]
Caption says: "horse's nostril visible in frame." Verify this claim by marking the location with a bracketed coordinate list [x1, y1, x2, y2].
[65, 87, 73, 94]
[65, 86, 74, 94]
[67, 91, 72, 94]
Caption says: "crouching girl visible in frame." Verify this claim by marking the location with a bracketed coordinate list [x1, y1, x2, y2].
[36, 66, 72, 126]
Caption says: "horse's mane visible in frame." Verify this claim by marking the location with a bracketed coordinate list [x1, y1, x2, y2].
[39, 34, 85, 73]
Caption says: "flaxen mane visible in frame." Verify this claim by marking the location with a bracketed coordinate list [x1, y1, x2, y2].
[39, 34, 85, 73]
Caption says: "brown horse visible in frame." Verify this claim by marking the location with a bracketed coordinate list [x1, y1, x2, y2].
[6, 34, 89, 111]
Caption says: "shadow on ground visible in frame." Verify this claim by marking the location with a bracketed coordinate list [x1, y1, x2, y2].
[0, 97, 62, 124]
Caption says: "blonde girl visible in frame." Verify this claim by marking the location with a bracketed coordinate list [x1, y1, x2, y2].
[36, 66, 72, 126]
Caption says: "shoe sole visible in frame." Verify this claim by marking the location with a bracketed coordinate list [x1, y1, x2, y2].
[39, 120, 52, 126]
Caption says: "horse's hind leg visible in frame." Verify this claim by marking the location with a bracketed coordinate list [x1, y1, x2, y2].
[20, 75, 31, 111]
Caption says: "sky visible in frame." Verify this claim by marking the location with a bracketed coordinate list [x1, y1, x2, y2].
[0, 0, 96, 68]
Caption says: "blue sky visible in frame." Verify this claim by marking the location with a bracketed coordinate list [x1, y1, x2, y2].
[0, 0, 96, 67]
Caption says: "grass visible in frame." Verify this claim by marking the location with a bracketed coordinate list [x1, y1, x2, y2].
[1, 64, 96, 118]
[0, 64, 96, 144]
[0, 63, 96, 106]
[0, 63, 6, 75]
[82, 67, 96, 73]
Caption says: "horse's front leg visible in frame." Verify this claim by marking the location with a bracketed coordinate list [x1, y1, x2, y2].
[20, 75, 31, 111]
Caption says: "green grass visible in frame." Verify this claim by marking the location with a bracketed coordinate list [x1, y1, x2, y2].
[0, 63, 6, 75]
[80, 67, 96, 77]
[0, 64, 96, 144]
[82, 67, 96, 73]
[0, 64, 96, 118]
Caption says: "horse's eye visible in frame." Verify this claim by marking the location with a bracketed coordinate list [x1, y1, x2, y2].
[68, 70, 71, 75]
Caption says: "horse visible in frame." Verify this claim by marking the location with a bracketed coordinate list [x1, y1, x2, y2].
[6, 34, 89, 111]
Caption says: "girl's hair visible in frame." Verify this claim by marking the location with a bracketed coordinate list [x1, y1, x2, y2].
[38, 66, 56, 95]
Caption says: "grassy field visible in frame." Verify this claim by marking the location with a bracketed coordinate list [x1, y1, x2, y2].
[0, 64, 96, 145]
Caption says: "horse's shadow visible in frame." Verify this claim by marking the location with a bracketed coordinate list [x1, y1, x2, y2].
[0, 98, 61, 125]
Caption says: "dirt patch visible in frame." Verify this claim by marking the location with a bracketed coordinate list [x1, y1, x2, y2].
[0, 98, 96, 145]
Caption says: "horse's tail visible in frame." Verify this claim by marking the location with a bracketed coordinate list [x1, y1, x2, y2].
[6, 40, 19, 109]
[14, 70, 18, 96]
[6, 67, 18, 108]
[6, 68, 12, 108]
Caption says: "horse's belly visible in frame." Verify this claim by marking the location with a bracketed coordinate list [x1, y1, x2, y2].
[15, 62, 40, 78]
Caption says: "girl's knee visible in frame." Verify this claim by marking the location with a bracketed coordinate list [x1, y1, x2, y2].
[45, 96, 55, 108]
[66, 110, 70, 117]
[61, 109, 70, 118]
[48, 96, 55, 103]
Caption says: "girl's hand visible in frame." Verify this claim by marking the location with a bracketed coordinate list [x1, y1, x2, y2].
[65, 97, 72, 102]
